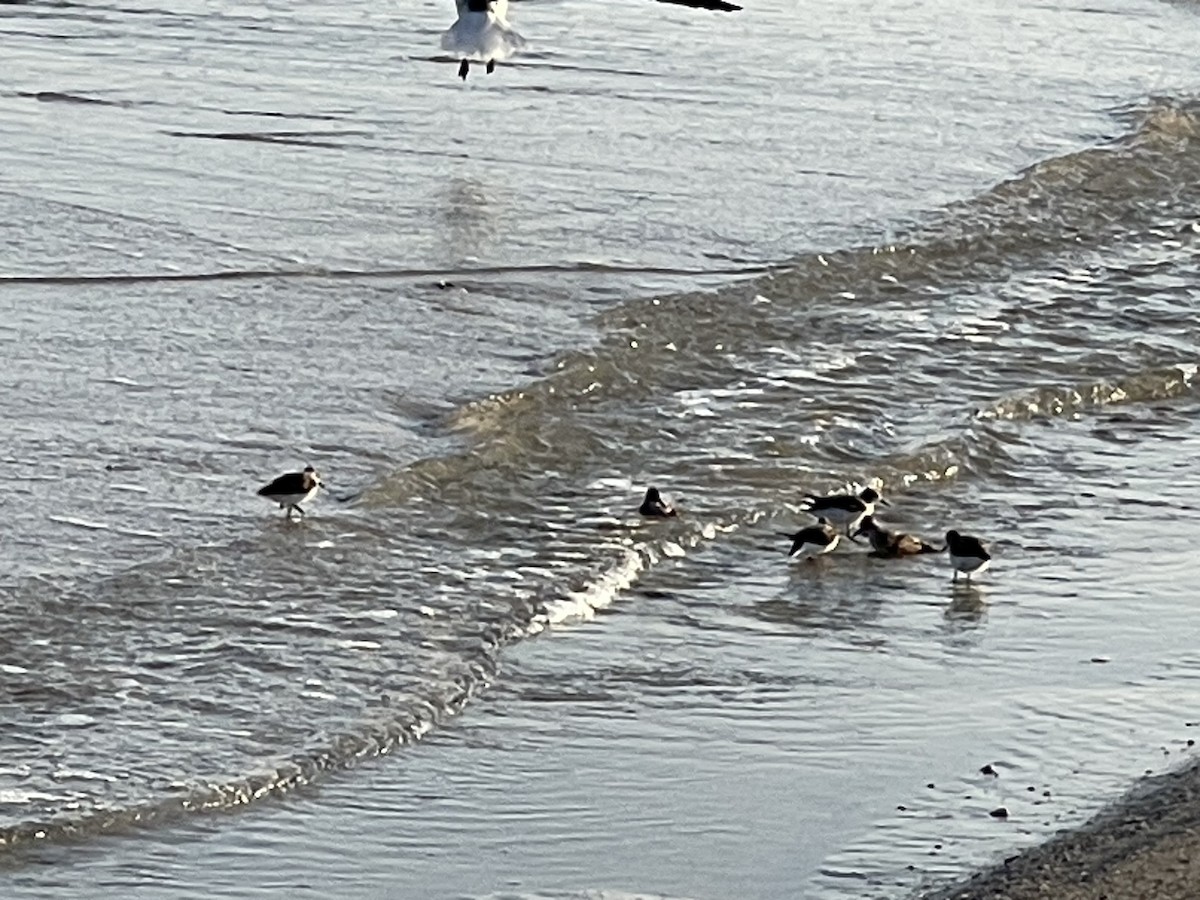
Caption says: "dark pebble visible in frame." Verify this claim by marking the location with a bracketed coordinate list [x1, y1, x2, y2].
[989, 806, 1009, 819]
[981, 764, 998, 776]
[1027, 785, 1036, 792]
[898, 805, 907, 811]
[1043, 790, 1052, 797]
[927, 783, 936, 789]
[1189, 739, 1195, 747]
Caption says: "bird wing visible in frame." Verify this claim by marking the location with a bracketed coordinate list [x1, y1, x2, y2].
[654, 0, 742, 10]
[258, 472, 301, 496]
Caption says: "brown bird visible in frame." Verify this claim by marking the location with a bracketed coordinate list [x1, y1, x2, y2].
[853, 515, 939, 557]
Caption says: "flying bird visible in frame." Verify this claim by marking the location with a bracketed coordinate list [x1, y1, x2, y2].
[442, 0, 743, 81]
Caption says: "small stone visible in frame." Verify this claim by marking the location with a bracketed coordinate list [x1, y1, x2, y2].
[897, 805, 907, 811]
[927, 783, 936, 789]
[1188, 739, 1195, 747]
[980, 764, 998, 776]
[1027, 785, 1036, 792]
[1043, 790, 1052, 797]
[989, 806, 1009, 819]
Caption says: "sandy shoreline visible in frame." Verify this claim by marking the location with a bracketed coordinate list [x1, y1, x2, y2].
[919, 756, 1200, 899]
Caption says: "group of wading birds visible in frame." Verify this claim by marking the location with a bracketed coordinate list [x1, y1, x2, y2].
[644, 485, 993, 583]
[256, 467, 992, 583]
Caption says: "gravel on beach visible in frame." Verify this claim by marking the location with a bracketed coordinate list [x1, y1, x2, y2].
[919, 757, 1200, 900]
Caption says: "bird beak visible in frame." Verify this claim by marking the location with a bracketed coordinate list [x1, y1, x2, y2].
[879, 498, 892, 507]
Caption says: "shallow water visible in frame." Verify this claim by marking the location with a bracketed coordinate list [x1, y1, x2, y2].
[3, 0, 1200, 897]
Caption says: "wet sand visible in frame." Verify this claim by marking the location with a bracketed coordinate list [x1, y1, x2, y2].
[921, 757, 1200, 900]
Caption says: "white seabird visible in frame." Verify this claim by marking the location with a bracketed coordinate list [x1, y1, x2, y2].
[441, 0, 742, 81]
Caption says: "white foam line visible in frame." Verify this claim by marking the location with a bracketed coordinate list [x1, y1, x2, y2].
[48, 515, 109, 531]
[110, 483, 150, 494]
[541, 545, 646, 626]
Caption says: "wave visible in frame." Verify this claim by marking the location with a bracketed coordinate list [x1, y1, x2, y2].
[4, 95, 1199, 858]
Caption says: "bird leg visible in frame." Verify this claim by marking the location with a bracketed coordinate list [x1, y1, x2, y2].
[292, 505, 306, 518]
[458, 59, 470, 80]
[486, 59, 495, 74]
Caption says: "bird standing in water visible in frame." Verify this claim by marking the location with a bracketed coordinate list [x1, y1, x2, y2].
[943, 529, 992, 581]
[257, 465, 324, 520]
[782, 520, 840, 562]
[801, 487, 888, 537]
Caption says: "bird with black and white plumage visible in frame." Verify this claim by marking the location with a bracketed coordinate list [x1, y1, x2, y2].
[854, 515, 940, 558]
[781, 519, 840, 562]
[441, 0, 743, 81]
[800, 486, 888, 537]
[257, 465, 324, 519]
[943, 529, 992, 581]
[639, 486, 678, 518]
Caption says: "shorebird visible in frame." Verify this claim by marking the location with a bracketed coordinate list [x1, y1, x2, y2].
[257, 465, 323, 519]
[442, 0, 743, 81]
[944, 530, 992, 581]
[639, 486, 677, 518]
[782, 521, 840, 562]
[854, 515, 940, 557]
[801, 487, 888, 536]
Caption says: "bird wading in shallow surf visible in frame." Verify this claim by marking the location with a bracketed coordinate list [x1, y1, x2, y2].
[943, 529, 992, 581]
[800, 487, 888, 537]
[781, 520, 840, 562]
[853, 515, 940, 557]
[639, 486, 678, 518]
[257, 465, 324, 520]
[441, 0, 743, 81]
